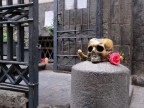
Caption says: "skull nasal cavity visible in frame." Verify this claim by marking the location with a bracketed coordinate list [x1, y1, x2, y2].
[97, 45, 104, 52]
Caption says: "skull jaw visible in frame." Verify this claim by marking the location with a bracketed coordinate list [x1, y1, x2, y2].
[91, 56, 102, 63]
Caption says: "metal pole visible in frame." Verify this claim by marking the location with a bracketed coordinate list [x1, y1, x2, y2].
[95, 0, 103, 38]
[53, 0, 58, 71]
[29, 0, 39, 107]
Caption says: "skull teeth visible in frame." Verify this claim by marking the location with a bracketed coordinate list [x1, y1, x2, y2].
[91, 56, 101, 62]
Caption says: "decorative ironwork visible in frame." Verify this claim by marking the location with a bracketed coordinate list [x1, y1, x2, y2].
[39, 37, 53, 62]
[0, 0, 39, 108]
[0, 63, 29, 85]
[54, 0, 103, 71]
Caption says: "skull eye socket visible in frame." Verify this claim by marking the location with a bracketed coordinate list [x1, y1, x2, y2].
[96, 45, 104, 52]
[88, 46, 93, 52]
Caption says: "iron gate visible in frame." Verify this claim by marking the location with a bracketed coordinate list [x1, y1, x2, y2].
[54, 0, 103, 71]
[0, 0, 39, 108]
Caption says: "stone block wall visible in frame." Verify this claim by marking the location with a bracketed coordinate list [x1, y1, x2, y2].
[103, 0, 133, 69]
[132, 0, 144, 75]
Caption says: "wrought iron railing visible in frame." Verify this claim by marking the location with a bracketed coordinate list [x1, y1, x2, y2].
[54, 0, 103, 71]
[0, 0, 39, 108]
[39, 36, 53, 63]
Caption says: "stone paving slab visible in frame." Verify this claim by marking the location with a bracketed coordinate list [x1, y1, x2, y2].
[129, 85, 144, 108]
[39, 70, 71, 107]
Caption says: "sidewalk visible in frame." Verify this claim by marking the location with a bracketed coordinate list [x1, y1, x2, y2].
[39, 70, 71, 107]
[129, 85, 144, 108]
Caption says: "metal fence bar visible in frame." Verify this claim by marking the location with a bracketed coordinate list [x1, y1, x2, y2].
[17, 24, 24, 62]
[87, 0, 90, 30]
[6, 0, 13, 61]
[68, 10, 70, 30]
[29, 0, 39, 107]
[0, 0, 3, 60]
[6, 0, 13, 5]
[17, 0, 24, 62]
[54, 0, 58, 71]
[7, 24, 13, 60]
[18, 0, 24, 4]
[80, 9, 83, 30]
[95, 0, 103, 38]
[17, 0, 25, 62]
[62, 0, 64, 30]
[74, 0, 77, 64]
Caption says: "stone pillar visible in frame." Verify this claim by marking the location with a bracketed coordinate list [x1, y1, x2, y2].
[71, 61, 130, 108]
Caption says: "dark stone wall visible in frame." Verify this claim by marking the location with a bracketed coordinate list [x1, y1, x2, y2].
[132, 0, 144, 75]
[103, 0, 133, 70]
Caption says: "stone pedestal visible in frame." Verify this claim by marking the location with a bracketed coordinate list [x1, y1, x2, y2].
[71, 61, 130, 108]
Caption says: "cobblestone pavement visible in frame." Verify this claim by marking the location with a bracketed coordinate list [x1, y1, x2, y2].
[39, 70, 71, 107]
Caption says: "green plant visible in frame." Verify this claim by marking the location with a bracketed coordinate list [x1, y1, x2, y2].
[3, 27, 7, 41]
[120, 51, 125, 62]
[47, 26, 53, 37]
[2, 26, 18, 41]
[3, 32, 7, 41]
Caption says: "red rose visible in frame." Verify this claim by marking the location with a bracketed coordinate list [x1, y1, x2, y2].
[41, 58, 46, 63]
[41, 58, 48, 63]
[109, 53, 121, 65]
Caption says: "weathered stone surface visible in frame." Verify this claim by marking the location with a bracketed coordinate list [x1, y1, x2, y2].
[132, 47, 144, 61]
[133, 0, 144, 45]
[120, 0, 132, 24]
[132, 0, 144, 76]
[110, 0, 120, 24]
[121, 24, 132, 45]
[132, 75, 144, 87]
[110, 24, 121, 45]
[121, 45, 131, 61]
[71, 61, 130, 108]
[132, 62, 144, 75]
[103, 0, 110, 23]
[114, 45, 121, 52]
[0, 90, 28, 108]
[103, 23, 110, 37]
[133, 37, 144, 47]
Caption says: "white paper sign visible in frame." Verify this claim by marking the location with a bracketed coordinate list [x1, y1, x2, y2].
[65, 0, 74, 10]
[77, 0, 87, 9]
[44, 11, 54, 27]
